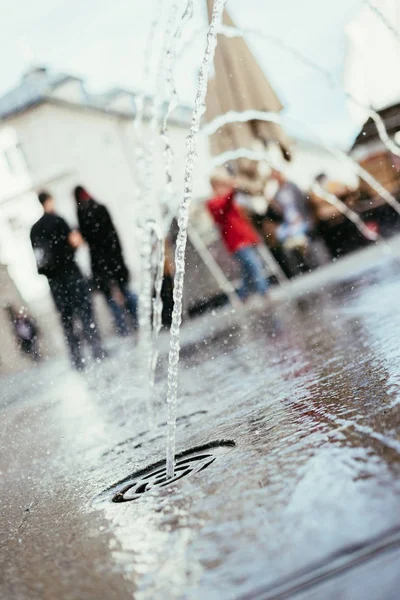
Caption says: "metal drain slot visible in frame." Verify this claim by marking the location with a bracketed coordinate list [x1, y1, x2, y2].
[176, 454, 212, 466]
[100, 440, 235, 504]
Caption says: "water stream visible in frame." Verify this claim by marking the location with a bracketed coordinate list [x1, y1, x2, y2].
[133, 0, 167, 427]
[150, 1, 195, 385]
[161, 0, 194, 195]
[165, 0, 227, 479]
[135, 0, 187, 428]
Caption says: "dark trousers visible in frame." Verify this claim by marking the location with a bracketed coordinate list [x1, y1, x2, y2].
[49, 273, 102, 368]
[21, 338, 40, 362]
[161, 274, 174, 328]
[103, 280, 138, 335]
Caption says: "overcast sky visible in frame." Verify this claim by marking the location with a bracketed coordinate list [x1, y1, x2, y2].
[0, 0, 368, 147]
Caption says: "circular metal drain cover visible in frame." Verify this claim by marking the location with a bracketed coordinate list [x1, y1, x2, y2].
[102, 440, 235, 503]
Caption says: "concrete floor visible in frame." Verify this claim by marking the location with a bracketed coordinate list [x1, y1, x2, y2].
[2, 241, 400, 599]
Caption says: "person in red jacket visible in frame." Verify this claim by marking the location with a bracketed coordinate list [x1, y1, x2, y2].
[207, 171, 269, 301]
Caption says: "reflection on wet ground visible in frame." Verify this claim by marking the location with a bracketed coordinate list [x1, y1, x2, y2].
[2, 256, 400, 598]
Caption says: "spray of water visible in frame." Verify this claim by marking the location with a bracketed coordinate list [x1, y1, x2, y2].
[203, 108, 400, 216]
[161, 0, 194, 194]
[195, 23, 400, 165]
[149, 1, 195, 380]
[165, 0, 227, 479]
[132, 1, 168, 426]
[135, 1, 181, 426]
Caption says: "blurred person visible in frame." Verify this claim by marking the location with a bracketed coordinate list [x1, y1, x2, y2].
[311, 173, 363, 257]
[314, 172, 353, 197]
[30, 191, 105, 371]
[251, 204, 293, 279]
[207, 170, 269, 301]
[269, 169, 314, 245]
[269, 169, 331, 275]
[8, 305, 40, 362]
[74, 186, 138, 336]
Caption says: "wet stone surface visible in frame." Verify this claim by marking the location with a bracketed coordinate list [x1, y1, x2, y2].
[2, 256, 400, 598]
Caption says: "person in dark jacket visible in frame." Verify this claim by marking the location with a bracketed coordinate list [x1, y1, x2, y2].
[73, 186, 138, 335]
[30, 191, 105, 371]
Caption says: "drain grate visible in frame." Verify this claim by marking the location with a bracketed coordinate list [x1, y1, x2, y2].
[102, 440, 235, 503]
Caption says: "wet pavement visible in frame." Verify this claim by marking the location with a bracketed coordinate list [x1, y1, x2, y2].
[2, 245, 400, 599]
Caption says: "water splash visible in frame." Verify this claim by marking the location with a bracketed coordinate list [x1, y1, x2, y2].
[166, 0, 227, 479]
[135, 1, 179, 427]
[131, 4, 164, 427]
[137, 0, 195, 418]
[133, 2, 167, 427]
[194, 23, 400, 164]
[203, 109, 400, 217]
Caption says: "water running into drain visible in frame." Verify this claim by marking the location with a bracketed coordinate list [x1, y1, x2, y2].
[137, 1, 183, 426]
[145, 0, 196, 399]
[165, 0, 227, 479]
[149, 1, 195, 388]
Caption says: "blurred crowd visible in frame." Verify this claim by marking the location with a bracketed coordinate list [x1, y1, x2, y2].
[9, 165, 377, 370]
[26, 186, 176, 371]
[205, 164, 371, 298]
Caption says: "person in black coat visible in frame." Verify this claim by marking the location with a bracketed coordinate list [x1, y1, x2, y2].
[74, 186, 138, 335]
[31, 191, 105, 370]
